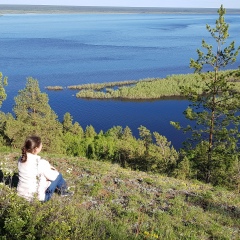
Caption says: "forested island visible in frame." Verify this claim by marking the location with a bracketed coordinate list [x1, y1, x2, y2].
[46, 70, 240, 100]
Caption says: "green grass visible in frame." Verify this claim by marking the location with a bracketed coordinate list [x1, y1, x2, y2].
[0, 151, 239, 239]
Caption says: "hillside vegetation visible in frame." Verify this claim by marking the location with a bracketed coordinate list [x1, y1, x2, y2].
[0, 151, 239, 239]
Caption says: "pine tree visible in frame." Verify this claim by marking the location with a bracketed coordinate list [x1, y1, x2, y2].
[0, 72, 8, 108]
[138, 125, 152, 155]
[4, 77, 64, 152]
[85, 125, 97, 138]
[62, 112, 73, 133]
[122, 126, 133, 140]
[71, 122, 84, 137]
[62, 112, 84, 137]
[171, 5, 240, 185]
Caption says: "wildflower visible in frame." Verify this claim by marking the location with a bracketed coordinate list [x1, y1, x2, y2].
[2, 168, 13, 177]
[143, 231, 159, 239]
[66, 168, 72, 174]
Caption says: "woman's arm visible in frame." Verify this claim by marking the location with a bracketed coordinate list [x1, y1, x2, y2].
[40, 159, 59, 181]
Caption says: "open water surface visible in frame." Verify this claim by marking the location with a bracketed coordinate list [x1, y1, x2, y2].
[0, 12, 239, 149]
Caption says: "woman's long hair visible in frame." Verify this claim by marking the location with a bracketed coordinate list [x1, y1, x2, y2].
[21, 136, 42, 163]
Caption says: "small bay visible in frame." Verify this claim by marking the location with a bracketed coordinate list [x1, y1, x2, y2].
[0, 11, 239, 149]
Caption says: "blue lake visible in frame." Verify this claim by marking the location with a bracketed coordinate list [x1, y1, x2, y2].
[0, 13, 239, 149]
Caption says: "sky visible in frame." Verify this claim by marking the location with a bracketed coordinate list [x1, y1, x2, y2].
[0, 0, 239, 9]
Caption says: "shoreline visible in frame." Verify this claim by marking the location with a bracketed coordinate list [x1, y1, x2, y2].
[0, 5, 240, 15]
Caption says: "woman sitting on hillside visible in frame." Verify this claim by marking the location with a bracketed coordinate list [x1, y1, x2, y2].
[17, 135, 72, 202]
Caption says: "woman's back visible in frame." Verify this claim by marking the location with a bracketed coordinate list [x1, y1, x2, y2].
[17, 153, 39, 200]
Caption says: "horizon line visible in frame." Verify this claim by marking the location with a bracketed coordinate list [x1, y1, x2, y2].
[0, 4, 231, 9]
[0, 4, 239, 14]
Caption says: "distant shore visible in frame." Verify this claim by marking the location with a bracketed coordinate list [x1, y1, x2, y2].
[0, 5, 239, 15]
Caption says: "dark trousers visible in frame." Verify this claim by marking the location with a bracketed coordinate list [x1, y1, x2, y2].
[44, 173, 67, 201]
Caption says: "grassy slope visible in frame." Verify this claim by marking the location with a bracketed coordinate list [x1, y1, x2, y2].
[1, 151, 240, 239]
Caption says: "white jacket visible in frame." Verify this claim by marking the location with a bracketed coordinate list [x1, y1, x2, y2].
[17, 153, 59, 201]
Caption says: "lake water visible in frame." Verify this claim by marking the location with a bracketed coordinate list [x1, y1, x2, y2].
[0, 12, 239, 149]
